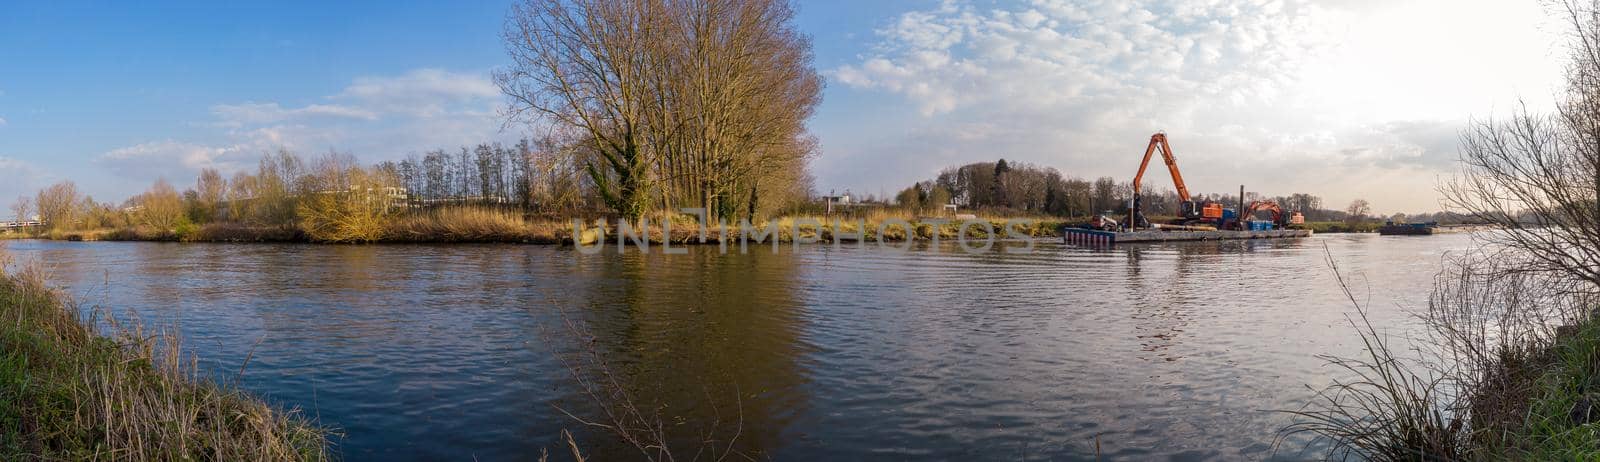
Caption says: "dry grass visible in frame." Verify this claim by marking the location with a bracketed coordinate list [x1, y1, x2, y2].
[43, 228, 124, 242]
[13, 208, 1070, 246]
[383, 206, 566, 243]
[0, 247, 333, 460]
[187, 223, 306, 242]
[0, 230, 35, 240]
[22, 225, 304, 243]
[1277, 248, 1468, 461]
[1279, 246, 1600, 461]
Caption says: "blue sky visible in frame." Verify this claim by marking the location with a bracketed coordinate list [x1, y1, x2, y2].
[0, 1, 1572, 214]
[0, 0, 933, 208]
[0, 1, 509, 200]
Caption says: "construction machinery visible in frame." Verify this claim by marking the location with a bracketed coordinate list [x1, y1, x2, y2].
[1116, 133, 1307, 232]
[1234, 200, 1305, 230]
[1123, 133, 1223, 230]
[1089, 213, 1121, 231]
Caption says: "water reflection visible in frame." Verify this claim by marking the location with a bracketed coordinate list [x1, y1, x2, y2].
[0, 234, 1472, 461]
[564, 248, 812, 459]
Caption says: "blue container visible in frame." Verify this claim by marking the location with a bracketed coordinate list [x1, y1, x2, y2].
[1221, 209, 1237, 221]
[1249, 220, 1272, 231]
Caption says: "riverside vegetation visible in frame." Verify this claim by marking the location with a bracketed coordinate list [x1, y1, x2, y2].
[1, 204, 1075, 246]
[1, 146, 1396, 245]
[2, 148, 1093, 245]
[1281, 1, 1600, 459]
[0, 248, 331, 460]
[0, 147, 1428, 244]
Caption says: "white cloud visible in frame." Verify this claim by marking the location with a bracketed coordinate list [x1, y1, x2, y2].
[339, 68, 499, 100]
[210, 102, 378, 125]
[101, 68, 514, 186]
[823, 0, 1564, 212]
[97, 140, 255, 182]
[334, 68, 501, 117]
[0, 116, 7, 126]
[0, 156, 33, 172]
[102, 140, 234, 167]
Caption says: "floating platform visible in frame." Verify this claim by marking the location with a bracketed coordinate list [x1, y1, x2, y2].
[1062, 228, 1312, 247]
[1378, 224, 1434, 235]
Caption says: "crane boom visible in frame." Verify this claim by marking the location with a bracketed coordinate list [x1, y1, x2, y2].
[1123, 133, 1220, 230]
[1130, 133, 1192, 202]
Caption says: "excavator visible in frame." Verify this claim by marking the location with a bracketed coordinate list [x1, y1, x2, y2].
[1122, 133, 1223, 230]
[1236, 200, 1305, 230]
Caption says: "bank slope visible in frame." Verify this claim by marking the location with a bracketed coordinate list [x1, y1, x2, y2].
[0, 260, 332, 461]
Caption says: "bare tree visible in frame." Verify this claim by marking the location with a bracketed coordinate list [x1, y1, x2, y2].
[35, 181, 80, 231]
[1092, 176, 1118, 213]
[1344, 199, 1370, 224]
[134, 179, 185, 230]
[226, 171, 256, 223]
[498, 0, 662, 219]
[195, 167, 227, 222]
[11, 196, 32, 223]
[254, 150, 305, 226]
[498, 0, 821, 220]
[673, 0, 823, 220]
[1443, 0, 1600, 287]
[298, 153, 399, 242]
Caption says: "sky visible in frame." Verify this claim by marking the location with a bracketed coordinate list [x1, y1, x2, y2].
[0, 0, 1573, 215]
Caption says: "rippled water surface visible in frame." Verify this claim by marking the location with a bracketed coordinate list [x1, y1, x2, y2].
[3, 233, 1475, 460]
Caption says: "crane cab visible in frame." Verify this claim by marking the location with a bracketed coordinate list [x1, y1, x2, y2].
[1180, 200, 1225, 221]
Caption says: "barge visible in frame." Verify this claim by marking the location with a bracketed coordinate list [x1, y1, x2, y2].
[1063, 228, 1312, 247]
[1378, 222, 1436, 236]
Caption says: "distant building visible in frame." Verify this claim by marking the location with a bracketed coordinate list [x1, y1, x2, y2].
[1, 218, 44, 230]
[823, 194, 853, 214]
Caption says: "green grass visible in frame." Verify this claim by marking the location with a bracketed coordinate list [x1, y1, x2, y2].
[0, 253, 332, 460]
[1285, 303, 1600, 460]
[1494, 320, 1600, 459]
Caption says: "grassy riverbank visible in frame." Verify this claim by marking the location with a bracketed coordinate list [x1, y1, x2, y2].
[0, 252, 331, 460]
[8, 208, 1389, 245]
[1285, 257, 1600, 460]
[1471, 317, 1600, 458]
[6, 207, 1073, 245]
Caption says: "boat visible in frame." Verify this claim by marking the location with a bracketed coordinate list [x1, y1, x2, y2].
[1378, 221, 1436, 236]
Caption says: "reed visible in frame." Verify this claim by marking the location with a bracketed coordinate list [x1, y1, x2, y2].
[1279, 246, 1600, 460]
[13, 208, 1070, 246]
[1276, 250, 1468, 461]
[187, 223, 306, 242]
[383, 206, 565, 243]
[0, 247, 332, 460]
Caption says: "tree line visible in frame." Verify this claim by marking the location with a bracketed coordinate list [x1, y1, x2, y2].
[891, 158, 1395, 222]
[381, 139, 593, 214]
[8, 140, 594, 240]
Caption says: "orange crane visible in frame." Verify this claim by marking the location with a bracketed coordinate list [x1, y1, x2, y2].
[1237, 200, 1307, 229]
[1124, 133, 1223, 229]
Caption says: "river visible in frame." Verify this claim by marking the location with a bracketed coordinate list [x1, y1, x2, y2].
[1, 233, 1475, 461]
